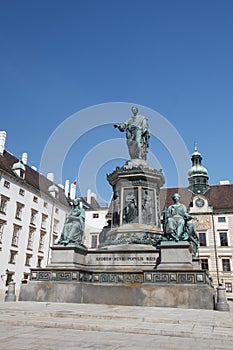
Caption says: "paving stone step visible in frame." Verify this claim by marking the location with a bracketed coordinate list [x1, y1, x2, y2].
[1, 303, 233, 328]
[0, 306, 233, 341]
[1, 308, 233, 330]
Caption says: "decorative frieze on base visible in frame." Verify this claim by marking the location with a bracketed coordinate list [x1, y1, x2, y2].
[30, 268, 212, 287]
[31, 269, 143, 284]
[144, 271, 212, 285]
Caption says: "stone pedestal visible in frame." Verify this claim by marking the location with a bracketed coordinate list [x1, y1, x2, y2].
[48, 245, 88, 269]
[102, 160, 165, 247]
[157, 241, 194, 270]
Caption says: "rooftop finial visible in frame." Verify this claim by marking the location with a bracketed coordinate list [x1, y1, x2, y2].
[0, 131, 6, 155]
[194, 142, 198, 152]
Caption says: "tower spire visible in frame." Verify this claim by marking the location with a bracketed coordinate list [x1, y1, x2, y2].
[188, 144, 209, 195]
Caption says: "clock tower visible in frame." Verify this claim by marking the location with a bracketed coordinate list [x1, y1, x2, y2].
[188, 144, 210, 195]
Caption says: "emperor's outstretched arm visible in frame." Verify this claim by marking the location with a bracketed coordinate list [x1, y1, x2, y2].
[113, 123, 126, 132]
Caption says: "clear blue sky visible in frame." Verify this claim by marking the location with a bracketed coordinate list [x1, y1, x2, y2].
[1, 0, 233, 204]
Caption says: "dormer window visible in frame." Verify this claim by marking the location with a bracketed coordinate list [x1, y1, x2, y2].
[48, 184, 59, 199]
[12, 161, 26, 179]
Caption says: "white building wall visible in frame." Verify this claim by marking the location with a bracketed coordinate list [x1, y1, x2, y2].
[0, 172, 69, 299]
[85, 208, 108, 249]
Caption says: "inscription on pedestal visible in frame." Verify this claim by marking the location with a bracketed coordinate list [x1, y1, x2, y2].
[89, 253, 158, 267]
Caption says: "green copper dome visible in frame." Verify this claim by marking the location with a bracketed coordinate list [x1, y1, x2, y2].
[188, 143, 208, 177]
[188, 164, 208, 177]
[12, 161, 26, 172]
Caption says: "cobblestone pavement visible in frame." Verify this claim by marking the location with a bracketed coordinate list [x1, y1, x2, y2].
[0, 301, 233, 350]
[1, 325, 233, 350]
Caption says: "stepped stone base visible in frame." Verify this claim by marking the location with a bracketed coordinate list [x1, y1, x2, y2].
[19, 279, 215, 309]
[19, 243, 215, 310]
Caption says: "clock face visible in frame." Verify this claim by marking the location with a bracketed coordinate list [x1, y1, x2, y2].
[195, 198, 205, 208]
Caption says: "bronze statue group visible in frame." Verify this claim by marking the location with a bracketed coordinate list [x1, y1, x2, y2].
[57, 106, 199, 256]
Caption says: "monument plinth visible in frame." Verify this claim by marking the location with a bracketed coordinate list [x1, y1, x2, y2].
[156, 241, 193, 270]
[100, 161, 165, 248]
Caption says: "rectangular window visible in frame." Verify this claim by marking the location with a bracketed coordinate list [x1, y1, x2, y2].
[225, 282, 232, 293]
[52, 234, 58, 244]
[219, 232, 228, 246]
[6, 271, 14, 286]
[25, 253, 32, 266]
[0, 195, 9, 214]
[4, 180, 10, 188]
[24, 273, 29, 280]
[43, 201, 48, 208]
[33, 196, 38, 203]
[222, 259, 231, 272]
[218, 217, 226, 222]
[55, 208, 59, 214]
[41, 214, 47, 230]
[37, 257, 43, 268]
[200, 258, 209, 270]
[92, 213, 99, 219]
[19, 188, 25, 196]
[15, 202, 24, 220]
[199, 232, 207, 247]
[0, 221, 5, 244]
[53, 219, 59, 233]
[27, 229, 35, 250]
[22, 273, 29, 283]
[30, 209, 37, 225]
[11, 225, 21, 247]
[9, 250, 17, 264]
[38, 232, 45, 252]
[91, 235, 98, 248]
